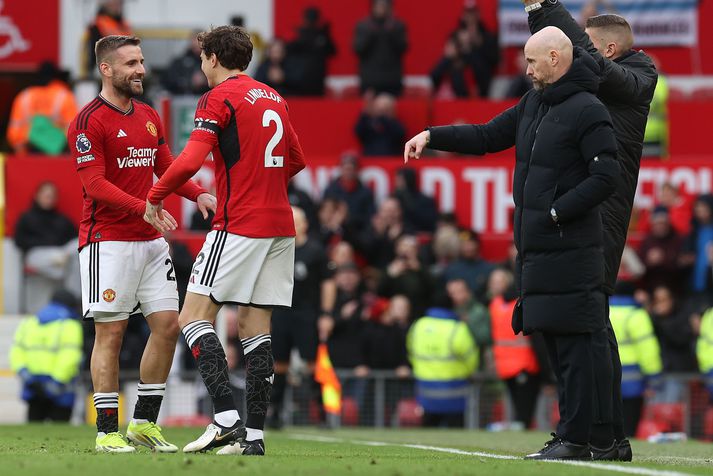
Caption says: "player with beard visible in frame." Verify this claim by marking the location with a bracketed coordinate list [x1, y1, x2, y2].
[67, 35, 216, 453]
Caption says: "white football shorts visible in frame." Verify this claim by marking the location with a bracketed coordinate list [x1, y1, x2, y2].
[79, 238, 179, 322]
[187, 230, 295, 307]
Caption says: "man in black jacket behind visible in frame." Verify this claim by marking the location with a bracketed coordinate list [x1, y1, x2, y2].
[405, 26, 619, 460]
[525, 3, 658, 461]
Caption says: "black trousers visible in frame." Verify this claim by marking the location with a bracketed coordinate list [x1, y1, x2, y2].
[27, 397, 72, 422]
[544, 332, 594, 445]
[622, 397, 644, 437]
[505, 372, 541, 427]
[422, 412, 464, 428]
[591, 307, 624, 444]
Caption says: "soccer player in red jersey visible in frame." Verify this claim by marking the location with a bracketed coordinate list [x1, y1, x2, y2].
[68, 35, 216, 453]
[145, 26, 306, 456]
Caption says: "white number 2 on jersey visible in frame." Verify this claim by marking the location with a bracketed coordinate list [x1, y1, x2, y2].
[262, 109, 284, 168]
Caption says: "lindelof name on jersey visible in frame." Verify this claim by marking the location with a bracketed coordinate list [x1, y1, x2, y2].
[244, 88, 282, 106]
[194, 117, 220, 135]
[117, 146, 157, 168]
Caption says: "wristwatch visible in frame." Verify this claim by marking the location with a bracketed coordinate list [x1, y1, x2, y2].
[550, 207, 559, 223]
[524, 1, 543, 12]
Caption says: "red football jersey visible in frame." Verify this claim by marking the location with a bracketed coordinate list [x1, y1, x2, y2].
[189, 75, 305, 238]
[68, 96, 202, 246]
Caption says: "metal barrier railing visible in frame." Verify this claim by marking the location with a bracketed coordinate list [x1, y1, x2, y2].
[69, 370, 712, 436]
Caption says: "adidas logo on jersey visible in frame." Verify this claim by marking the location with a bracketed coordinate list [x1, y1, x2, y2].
[116, 129, 128, 138]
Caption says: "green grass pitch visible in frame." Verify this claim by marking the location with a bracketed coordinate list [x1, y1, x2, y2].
[2, 425, 713, 476]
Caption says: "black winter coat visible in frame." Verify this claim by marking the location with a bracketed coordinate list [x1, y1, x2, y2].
[528, 0, 658, 294]
[428, 48, 619, 334]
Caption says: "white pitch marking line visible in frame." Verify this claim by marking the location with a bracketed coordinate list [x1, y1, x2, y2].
[289, 434, 694, 476]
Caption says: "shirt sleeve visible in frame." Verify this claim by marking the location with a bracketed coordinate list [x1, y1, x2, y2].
[152, 116, 207, 201]
[70, 120, 145, 216]
[189, 91, 232, 147]
[148, 140, 213, 204]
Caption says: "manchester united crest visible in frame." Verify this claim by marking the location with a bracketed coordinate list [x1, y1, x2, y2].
[146, 121, 157, 137]
[103, 289, 116, 303]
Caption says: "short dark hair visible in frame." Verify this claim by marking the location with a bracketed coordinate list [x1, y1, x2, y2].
[198, 26, 253, 71]
[585, 14, 633, 50]
[585, 14, 631, 32]
[95, 35, 141, 66]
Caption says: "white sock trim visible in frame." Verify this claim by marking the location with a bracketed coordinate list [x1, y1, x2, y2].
[93, 392, 119, 409]
[214, 409, 239, 428]
[246, 428, 264, 441]
[182, 320, 215, 348]
[241, 334, 271, 355]
[137, 382, 166, 397]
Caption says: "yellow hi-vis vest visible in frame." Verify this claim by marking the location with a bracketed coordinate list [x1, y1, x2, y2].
[610, 304, 662, 397]
[696, 307, 713, 391]
[10, 315, 83, 384]
[407, 313, 478, 382]
[644, 74, 669, 154]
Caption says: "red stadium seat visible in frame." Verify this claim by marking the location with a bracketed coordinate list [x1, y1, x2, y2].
[644, 402, 686, 432]
[703, 408, 713, 441]
[341, 397, 359, 426]
[396, 398, 423, 427]
[636, 419, 667, 440]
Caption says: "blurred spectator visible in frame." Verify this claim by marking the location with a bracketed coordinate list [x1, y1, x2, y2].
[647, 286, 698, 401]
[505, 55, 533, 99]
[642, 66, 669, 158]
[316, 197, 350, 247]
[10, 289, 82, 422]
[358, 197, 406, 269]
[681, 194, 713, 295]
[637, 206, 684, 295]
[288, 181, 318, 231]
[407, 304, 477, 428]
[451, 1, 499, 98]
[447, 278, 491, 349]
[84, 0, 132, 76]
[254, 39, 299, 96]
[355, 92, 405, 156]
[7, 62, 77, 155]
[488, 269, 542, 428]
[498, 242, 519, 276]
[230, 15, 266, 77]
[329, 241, 357, 271]
[323, 153, 375, 230]
[361, 295, 410, 374]
[269, 207, 335, 428]
[430, 37, 470, 98]
[610, 283, 662, 436]
[378, 235, 433, 319]
[360, 295, 412, 425]
[168, 240, 194, 308]
[287, 6, 336, 96]
[636, 182, 693, 236]
[393, 168, 438, 232]
[320, 262, 369, 410]
[429, 222, 461, 280]
[15, 182, 79, 296]
[442, 229, 495, 301]
[160, 30, 209, 95]
[353, 0, 408, 96]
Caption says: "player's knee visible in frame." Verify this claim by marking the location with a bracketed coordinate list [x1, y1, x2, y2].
[160, 317, 181, 341]
[95, 324, 125, 352]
